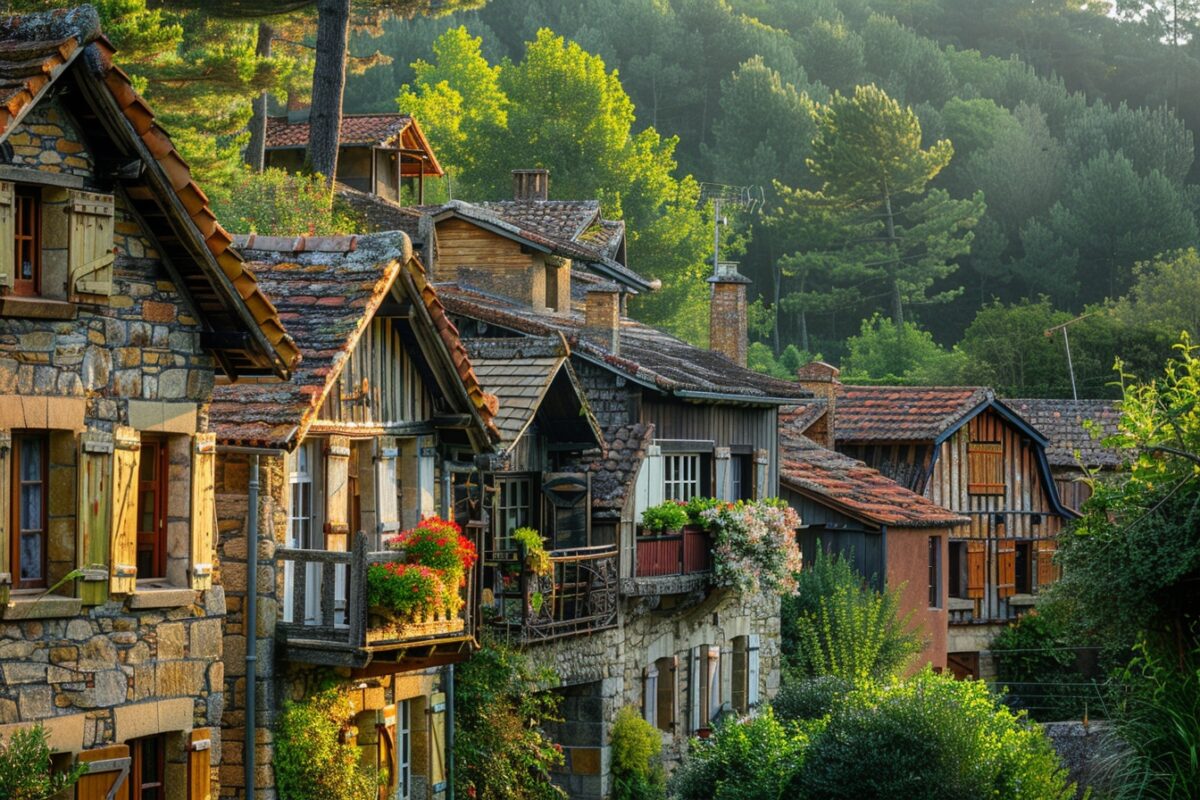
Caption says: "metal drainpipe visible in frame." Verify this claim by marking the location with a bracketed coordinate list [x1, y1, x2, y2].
[447, 664, 456, 800]
[246, 453, 260, 800]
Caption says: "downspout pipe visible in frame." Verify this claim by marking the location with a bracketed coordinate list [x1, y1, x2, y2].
[246, 452, 260, 800]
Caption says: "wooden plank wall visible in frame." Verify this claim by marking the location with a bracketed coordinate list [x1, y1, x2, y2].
[640, 399, 779, 494]
[318, 316, 433, 427]
[838, 443, 932, 492]
[927, 409, 1064, 540]
[436, 218, 536, 277]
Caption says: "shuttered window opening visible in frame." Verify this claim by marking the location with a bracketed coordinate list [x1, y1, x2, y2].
[135, 437, 168, 581]
[655, 656, 678, 733]
[131, 734, 166, 800]
[966, 539, 986, 600]
[706, 645, 722, 721]
[75, 744, 131, 800]
[13, 185, 40, 297]
[1036, 538, 1059, 590]
[731, 637, 749, 714]
[967, 441, 1005, 495]
[642, 663, 659, 728]
[12, 433, 48, 589]
[997, 537, 1016, 599]
[78, 431, 114, 606]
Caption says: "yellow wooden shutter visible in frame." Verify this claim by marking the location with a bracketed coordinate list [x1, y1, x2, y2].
[0, 429, 10, 605]
[188, 728, 213, 800]
[325, 435, 351, 550]
[966, 539, 986, 600]
[76, 744, 131, 800]
[68, 190, 115, 297]
[1037, 537, 1058, 590]
[967, 442, 1005, 495]
[0, 181, 13, 292]
[997, 538, 1016, 598]
[110, 426, 140, 594]
[430, 692, 447, 792]
[191, 433, 216, 590]
[78, 431, 114, 606]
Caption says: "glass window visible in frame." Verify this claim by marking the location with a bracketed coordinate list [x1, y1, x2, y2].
[664, 454, 702, 502]
[288, 442, 316, 549]
[495, 477, 532, 552]
[13, 186, 40, 298]
[14, 434, 47, 588]
[131, 735, 166, 800]
[136, 439, 168, 580]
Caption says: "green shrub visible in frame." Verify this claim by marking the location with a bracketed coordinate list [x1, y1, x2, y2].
[797, 669, 1075, 800]
[207, 166, 359, 236]
[275, 687, 377, 800]
[772, 676, 851, 722]
[611, 706, 665, 800]
[1096, 640, 1200, 799]
[668, 708, 818, 800]
[513, 527, 552, 576]
[642, 501, 689, 533]
[992, 608, 1108, 722]
[0, 724, 87, 800]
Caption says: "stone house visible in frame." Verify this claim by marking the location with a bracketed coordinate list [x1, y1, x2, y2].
[397, 174, 809, 798]
[208, 232, 497, 800]
[790, 365, 1078, 679]
[0, 6, 300, 799]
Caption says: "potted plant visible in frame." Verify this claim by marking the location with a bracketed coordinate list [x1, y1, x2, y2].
[641, 501, 689, 535]
[512, 527, 552, 576]
[366, 562, 446, 624]
[385, 515, 478, 617]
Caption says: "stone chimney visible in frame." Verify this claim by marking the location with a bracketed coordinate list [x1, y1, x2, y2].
[512, 169, 549, 201]
[796, 361, 840, 449]
[583, 284, 621, 354]
[708, 261, 751, 367]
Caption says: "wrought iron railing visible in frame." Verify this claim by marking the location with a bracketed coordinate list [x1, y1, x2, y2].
[634, 526, 711, 578]
[276, 531, 478, 655]
[487, 544, 619, 643]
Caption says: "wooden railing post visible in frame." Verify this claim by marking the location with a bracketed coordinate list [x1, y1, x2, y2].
[349, 532, 368, 648]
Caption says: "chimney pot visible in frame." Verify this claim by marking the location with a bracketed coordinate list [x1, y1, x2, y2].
[512, 169, 550, 201]
[583, 285, 621, 355]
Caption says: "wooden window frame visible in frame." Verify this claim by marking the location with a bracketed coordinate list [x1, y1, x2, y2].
[131, 733, 167, 800]
[12, 185, 40, 298]
[1014, 539, 1034, 595]
[11, 432, 48, 590]
[136, 437, 169, 581]
[664, 454, 703, 502]
[653, 656, 676, 733]
[494, 474, 535, 553]
[928, 536, 942, 609]
[967, 441, 1005, 496]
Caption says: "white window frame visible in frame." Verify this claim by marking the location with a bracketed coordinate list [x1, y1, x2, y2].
[495, 476, 533, 552]
[285, 440, 322, 625]
[664, 454, 702, 502]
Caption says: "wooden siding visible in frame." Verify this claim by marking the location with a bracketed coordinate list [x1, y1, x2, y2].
[837, 443, 933, 493]
[640, 399, 779, 494]
[436, 218, 537, 274]
[316, 316, 433, 428]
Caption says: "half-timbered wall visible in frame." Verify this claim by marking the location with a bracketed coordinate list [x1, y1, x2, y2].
[317, 316, 434, 429]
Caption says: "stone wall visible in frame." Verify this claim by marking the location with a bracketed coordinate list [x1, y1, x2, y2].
[572, 359, 636, 430]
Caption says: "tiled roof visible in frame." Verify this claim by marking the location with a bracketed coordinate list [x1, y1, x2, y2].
[336, 183, 423, 241]
[438, 284, 811, 403]
[834, 385, 992, 442]
[780, 431, 968, 528]
[477, 200, 599, 241]
[465, 336, 601, 452]
[780, 401, 828, 434]
[266, 113, 413, 148]
[210, 233, 496, 448]
[1006, 398, 1124, 468]
[0, 6, 300, 379]
[570, 422, 655, 519]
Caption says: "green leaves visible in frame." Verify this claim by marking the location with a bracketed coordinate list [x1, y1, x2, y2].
[0, 725, 87, 800]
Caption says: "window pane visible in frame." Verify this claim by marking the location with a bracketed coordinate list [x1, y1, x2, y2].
[20, 483, 41, 531]
[19, 533, 41, 580]
[139, 489, 156, 532]
[19, 438, 40, 480]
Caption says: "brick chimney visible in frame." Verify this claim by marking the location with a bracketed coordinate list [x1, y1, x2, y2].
[583, 284, 620, 354]
[708, 261, 751, 367]
[796, 361, 840, 449]
[512, 169, 549, 201]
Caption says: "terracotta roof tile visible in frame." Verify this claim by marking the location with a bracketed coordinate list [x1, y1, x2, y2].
[266, 113, 413, 148]
[780, 431, 968, 528]
[834, 385, 992, 442]
[1005, 398, 1124, 468]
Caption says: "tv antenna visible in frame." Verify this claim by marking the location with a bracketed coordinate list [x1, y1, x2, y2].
[698, 182, 764, 275]
[1045, 310, 1100, 402]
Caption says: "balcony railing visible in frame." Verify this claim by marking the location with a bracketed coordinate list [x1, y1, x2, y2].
[487, 544, 619, 644]
[634, 526, 711, 577]
[277, 531, 478, 668]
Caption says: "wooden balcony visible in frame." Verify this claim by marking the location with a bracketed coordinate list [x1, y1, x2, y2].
[622, 526, 713, 596]
[276, 532, 479, 670]
[486, 544, 619, 644]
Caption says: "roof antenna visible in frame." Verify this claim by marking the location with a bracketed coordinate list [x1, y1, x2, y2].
[1045, 310, 1099, 402]
[697, 182, 763, 276]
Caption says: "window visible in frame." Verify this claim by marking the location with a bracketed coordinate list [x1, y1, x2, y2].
[642, 663, 659, 728]
[130, 734, 166, 800]
[948, 540, 968, 599]
[730, 454, 753, 501]
[664, 454, 702, 502]
[288, 442, 317, 550]
[928, 536, 942, 608]
[731, 637, 750, 714]
[1014, 540, 1033, 595]
[136, 438, 168, 580]
[397, 700, 412, 800]
[495, 477, 532, 552]
[654, 656, 676, 733]
[12, 186, 40, 297]
[544, 263, 559, 310]
[967, 441, 1005, 495]
[12, 433, 47, 589]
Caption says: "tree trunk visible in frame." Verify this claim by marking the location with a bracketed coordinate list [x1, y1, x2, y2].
[770, 238, 782, 353]
[307, 0, 350, 186]
[883, 189, 903, 327]
[244, 22, 273, 172]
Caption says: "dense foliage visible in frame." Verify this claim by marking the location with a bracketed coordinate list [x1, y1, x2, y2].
[611, 706, 666, 800]
[0, 724, 86, 800]
[454, 635, 565, 800]
[705, 500, 803, 595]
[275, 687, 377, 800]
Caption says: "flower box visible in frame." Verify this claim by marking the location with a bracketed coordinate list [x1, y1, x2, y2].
[366, 605, 465, 644]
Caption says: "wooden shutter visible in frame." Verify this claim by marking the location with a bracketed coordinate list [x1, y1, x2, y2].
[967, 442, 1005, 495]
[754, 449, 769, 500]
[0, 181, 13, 291]
[0, 429, 10, 604]
[68, 190, 115, 297]
[78, 431, 114, 606]
[642, 664, 658, 727]
[731, 637, 748, 714]
[707, 645, 722, 720]
[76, 744, 131, 800]
[110, 427, 140, 594]
[966, 539, 985, 600]
[187, 729, 213, 800]
[376, 437, 400, 537]
[656, 656, 677, 732]
[417, 435, 437, 518]
[747, 634, 761, 708]
[325, 436, 351, 550]
[689, 646, 702, 733]
[429, 692, 447, 793]
[1036, 537, 1058, 590]
[191, 433, 216, 590]
[997, 538, 1016, 598]
[714, 447, 731, 501]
